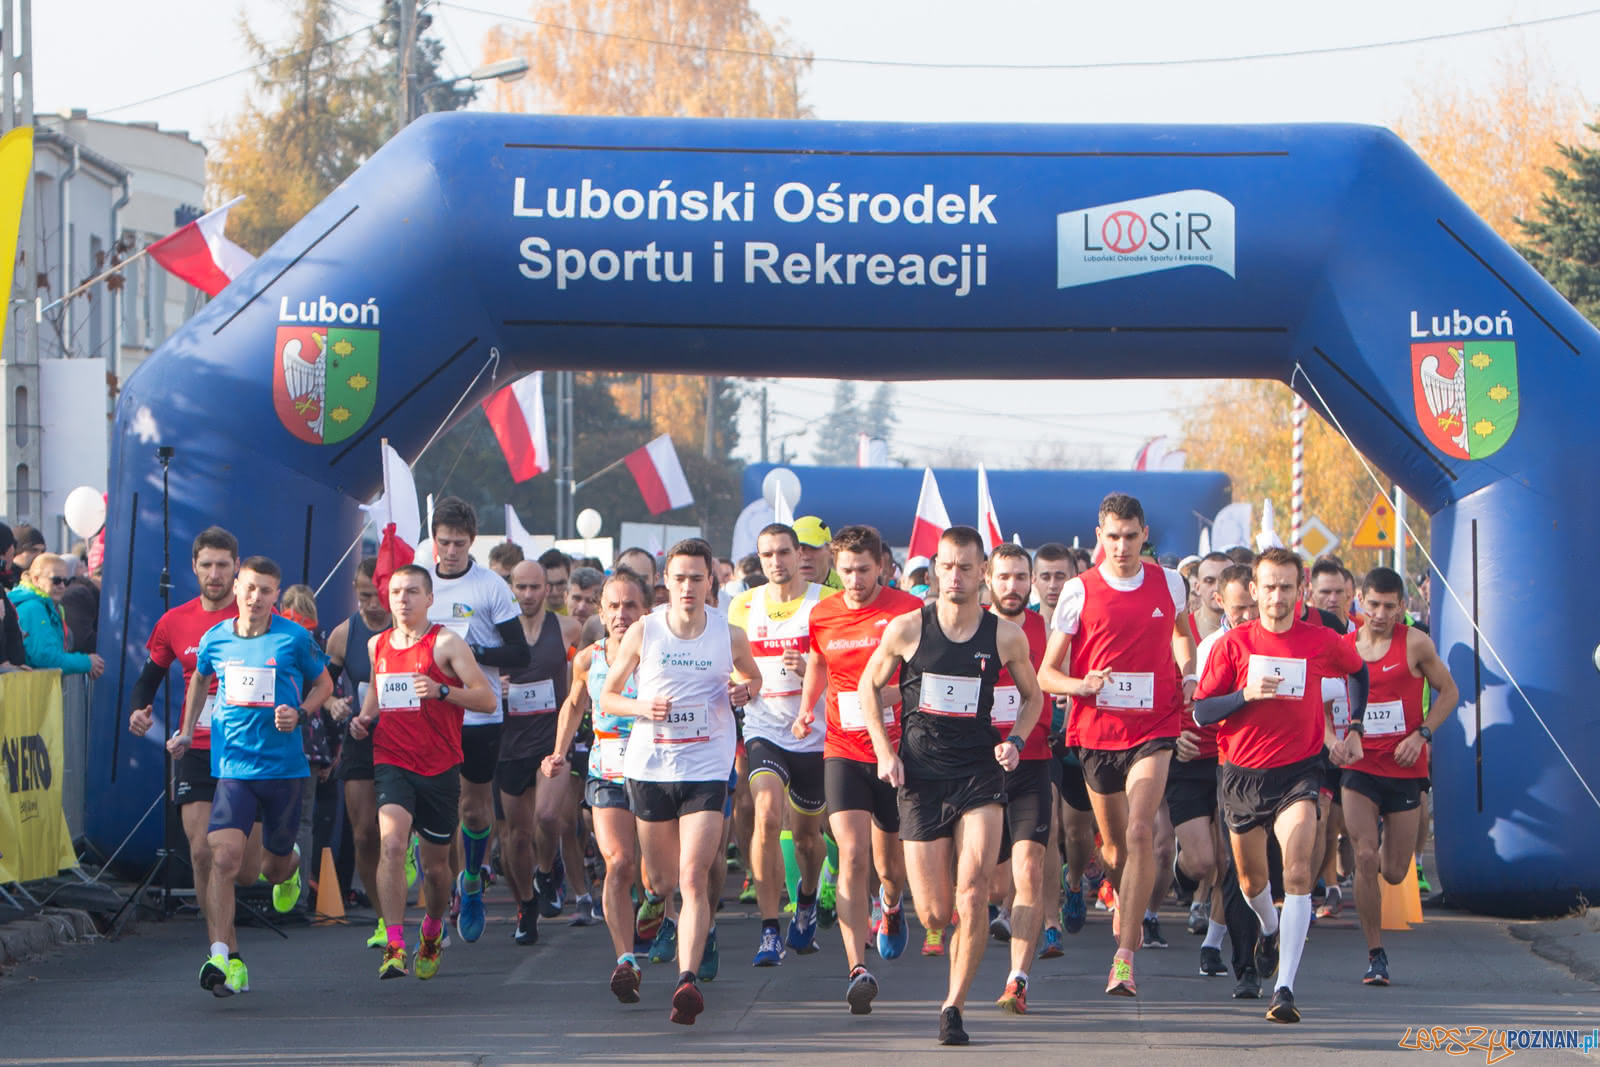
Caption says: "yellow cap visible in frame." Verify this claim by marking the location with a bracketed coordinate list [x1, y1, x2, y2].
[792, 515, 832, 548]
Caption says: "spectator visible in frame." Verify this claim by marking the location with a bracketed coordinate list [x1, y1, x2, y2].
[488, 541, 524, 581]
[0, 523, 23, 667]
[0, 521, 16, 590]
[61, 560, 101, 655]
[11, 524, 45, 573]
[8, 553, 105, 678]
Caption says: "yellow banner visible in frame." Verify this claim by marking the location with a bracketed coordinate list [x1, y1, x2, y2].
[0, 670, 78, 883]
[0, 126, 32, 342]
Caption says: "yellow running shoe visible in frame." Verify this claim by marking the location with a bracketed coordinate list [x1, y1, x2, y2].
[366, 919, 387, 949]
[922, 928, 945, 957]
[224, 956, 250, 993]
[414, 931, 444, 980]
[379, 942, 408, 979]
[271, 849, 302, 914]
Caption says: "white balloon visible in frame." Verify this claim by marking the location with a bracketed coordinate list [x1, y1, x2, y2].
[575, 508, 603, 540]
[761, 467, 801, 511]
[64, 486, 106, 538]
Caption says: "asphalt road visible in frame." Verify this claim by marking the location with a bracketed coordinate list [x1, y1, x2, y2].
[2, 883, 1596, 1066]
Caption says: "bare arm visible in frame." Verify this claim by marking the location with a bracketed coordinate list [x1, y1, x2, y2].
[794, 646, 828, 740]
[600, 619, 653, 720]
[545, 645, 594, 777]
[858, 613, 919, 781]
[1172, 612, 1198, 694]
[430, 631, 499, 714]
[1037, 630, 1111, 700]
[349, 636, 384, 739]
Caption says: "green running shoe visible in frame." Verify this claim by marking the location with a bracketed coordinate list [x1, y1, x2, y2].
[272, 852, 302, 914]
[1416, 864, 1432, 894]
[636, 894, 667, 942]
[817, 878, 838, 930]
[224, 957, 250, 994]
[366, 919, 387, 949]
[200, 953, 231, 998]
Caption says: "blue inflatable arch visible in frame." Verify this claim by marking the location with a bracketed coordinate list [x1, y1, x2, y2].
[93, 113, 1599, 915]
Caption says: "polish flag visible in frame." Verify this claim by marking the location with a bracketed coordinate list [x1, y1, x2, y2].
[364, 443, 419, 602]
[146, 196, 255, 297]
[977, 464, 1003, 554]
[482, 372, 550, 483]
[906, 468, 950, 563]
[625, 434, 694, 515]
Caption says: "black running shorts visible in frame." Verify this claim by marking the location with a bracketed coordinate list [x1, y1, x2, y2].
[898, 767, 1006, 843]
[459, 723, 502, 785]
[1220, 754, 1324, 834]
[1340, 768, 1424, 816]
[745, 736, 826, 815]
[1079, 737, 1176, 796]
[1165, 755, 1219, 828]
[374, 763, 460, 845]
[823, 756, 899, 833]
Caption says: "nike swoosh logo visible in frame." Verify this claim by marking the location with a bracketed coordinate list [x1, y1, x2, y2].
[1382, 664, 1400, 671]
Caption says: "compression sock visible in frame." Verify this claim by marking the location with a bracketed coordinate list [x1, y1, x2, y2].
[386, 923, 405, 948]
[461, 824, 490, 890]
[1247, 886, 1280, 936]
[421, 914, 444, 941]
[780, 830, 799, 906]
[1202, 921, 1227, 951]
[1276, 894, 1312, 991]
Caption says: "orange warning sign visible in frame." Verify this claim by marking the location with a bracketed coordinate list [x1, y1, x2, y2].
[1352, 492, 1396, 549]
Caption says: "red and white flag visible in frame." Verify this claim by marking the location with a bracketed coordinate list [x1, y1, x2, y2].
[146, 195, 255, 297]
[906, 467, 950, 563]
[482, 372, 550, 483]
[363, 443, 419, 602]
[625, 434, 694, 515]
[977, 464, 1003, 554]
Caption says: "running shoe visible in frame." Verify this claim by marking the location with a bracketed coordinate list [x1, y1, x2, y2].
[817, 876, 838, 929]
[479, 861, 495, 888]
[648, 917, 678, 964]
[787, 902, 820, 955]
[1142, 915, 1169, 949]
[379, 942, 408, 980]
[876, 906, 909, 959]
[698, 927, 720, 982]
[404, 834, 418, 888]
[938, 1005, 969, 1046]
[1416, 864, 1431, 894]
[636, 895, 666, 943]
[997, 976, 1028, 1014]
[1363, 947, 1390, 986]
[594, 896, 605, 922]
[922, 927, 945, 957]
[1038, 926, 1065, 959]
[1266, 986, 1300, 1023]
[534, 868, 562, 919]
[272, 852, 302, 914]
[739, 875, 757, 904]
[200, 953, 231, 998]
[753, 926, 785, 966]
[224, 957, 249, 993]
[1316, 883, 1343, 919]
[366, 919, 387, 949]
[847, 966, 878, 1015]
[1084, 857, 1105, 893]
[1106, 953, 1137, 996]
[551, 852, 569, 912]
[1233, 966, 1262, 999]
[571, 894, 600, 927]
[610, 959, 642, 1003]
[989, 905, 1012, 942]
[414, 931, 444, 980]
[1063, 884, 1087, 934]
[1255, 928, 1280, 981]
[514, 905, 539, 946]
[456, 870, 486, 943]
[1188, 899, 1209, 935]
[669, 978, 704, 1025]
[1200, 945, 1228, 976]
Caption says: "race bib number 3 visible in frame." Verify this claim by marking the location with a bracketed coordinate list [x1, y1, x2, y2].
[224, 665, 275, 708]
[991, 685, 1022, 727]
[1246, 656, 1307, 699]
[656, 701, 710, 744]
[919, 673, 980, 718]
[838, 690, 897, 732]
[377, 673, 421, 712]
[1363, 700, 1406, 737]
[508, 679, 558, 716]
[1096, 672, 1155, 711]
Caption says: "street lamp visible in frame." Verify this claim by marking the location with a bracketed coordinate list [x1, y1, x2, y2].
[421, 56, 530, 96]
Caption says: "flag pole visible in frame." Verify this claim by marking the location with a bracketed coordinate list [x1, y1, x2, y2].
[571, 453, 631, 494]
[36, 244, 153, 321]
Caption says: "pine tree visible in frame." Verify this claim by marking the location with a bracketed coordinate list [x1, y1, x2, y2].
[1518, 123, 1600, 323]
[812, 381, 861, 466]
[863, 382, 897, 447]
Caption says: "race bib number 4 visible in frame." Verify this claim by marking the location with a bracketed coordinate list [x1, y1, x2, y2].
[507, 679, 557, 716]
[1363, 700, 1406, 737]
[224, 665, 275, 708]
[656, 701, 710, 744]
[757, 657, 801, 699]
[919, 673, 980, 718]
[1096, 672, 1154, 711]
[838, 690, 897, 732]
[991, 685, 1022, 727]
[1246, 656, 1307, 699]
[377, 673, 421, 712]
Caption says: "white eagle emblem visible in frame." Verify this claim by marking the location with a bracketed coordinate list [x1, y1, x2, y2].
[1417, 346, 1467, 454]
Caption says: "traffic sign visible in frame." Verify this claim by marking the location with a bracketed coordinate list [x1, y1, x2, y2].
[1299, 516, 1339, 559]
[1351, 492, 1397, 549]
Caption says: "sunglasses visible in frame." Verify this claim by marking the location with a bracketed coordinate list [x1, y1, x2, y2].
[47, 576, 67, 587]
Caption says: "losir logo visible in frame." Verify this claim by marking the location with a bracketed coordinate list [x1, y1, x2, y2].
[1056, 190, 1235, 289]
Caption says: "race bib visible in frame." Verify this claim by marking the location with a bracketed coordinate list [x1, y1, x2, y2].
[356, 681, 371, 714]
[757, 657, 801, 699]
[1331, 698, 1350, 740]
[376, 673, 421, 712]
[224, 664, 275, 708]
[838, 690, 897, 732]
[507, 679, 557, 716]
[592, 736, 627, 781]
[1363, 700, 1406, 737]
[991, 685, 1022, 727]
[919, 673, 980, 718]
[1096, 672, 1155, 710]
[197, 692, 219, 729]
[1246, 655, 1307, 698]
[656, 701, 709, 744]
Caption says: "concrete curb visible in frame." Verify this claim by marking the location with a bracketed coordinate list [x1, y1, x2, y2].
[0, 909, 98, 969]
[1507, 913, 1600, 986]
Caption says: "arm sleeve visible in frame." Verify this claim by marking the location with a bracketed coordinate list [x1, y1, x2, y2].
[130, 660, 170, 709]
[1346, 663, 1370, 728]
[1194, 689, 1247, 726]
[475, 617, 531, 670]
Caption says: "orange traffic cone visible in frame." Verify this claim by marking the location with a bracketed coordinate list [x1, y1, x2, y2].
[312, 847, 348, 925]
[1379, 862, 1424, 931]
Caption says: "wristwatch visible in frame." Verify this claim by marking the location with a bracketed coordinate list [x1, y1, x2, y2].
[438, 684, 451, 701]
[1005, 734, 1024, 751]
[1417, 724, 1432, 743]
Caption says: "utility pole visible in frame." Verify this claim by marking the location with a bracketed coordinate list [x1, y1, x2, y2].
[703, 376, 716, 458]
[759, 386, 769, 463]
[561, 369, 575, 539]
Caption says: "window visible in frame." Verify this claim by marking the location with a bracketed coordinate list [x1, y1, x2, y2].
[121, 243, 139, 341]
[151, 261, 167, 346]
[14, 463, 28, 518]
[12, 385, 25, 446]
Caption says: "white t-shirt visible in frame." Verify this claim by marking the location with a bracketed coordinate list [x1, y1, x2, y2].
[428, 560, 519, 726]
[1050, 563, 1187, 636]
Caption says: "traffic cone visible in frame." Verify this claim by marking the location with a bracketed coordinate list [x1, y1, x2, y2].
[313, 847, 348, 925]
[1380, 867, 1417, 931]
[1402, 863, 1425, 923]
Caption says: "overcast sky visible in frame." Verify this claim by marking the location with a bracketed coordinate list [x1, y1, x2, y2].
[39, 0, 1600, 467]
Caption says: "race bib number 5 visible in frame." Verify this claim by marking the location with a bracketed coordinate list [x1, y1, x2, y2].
[376, 673, 421, 712]
[919, 673, 980, 718]
[1246, 655, 1307, 698]
[224, 665, 275, 707]
[656, 701, 709, 744]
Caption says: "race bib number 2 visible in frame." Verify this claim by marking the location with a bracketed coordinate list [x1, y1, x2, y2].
[920, 673, 980, 718]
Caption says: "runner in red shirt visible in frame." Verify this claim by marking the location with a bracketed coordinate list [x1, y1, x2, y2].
[1341, 566, 1458, 987]
[796, 524, 922, 1015]
[1038, 493, 1197, 998]
[984, 544, 1051, 1014]
[1193, 547, 1370, 1024]
[350, 564, 497, 982]
[126, 526, 250, 928]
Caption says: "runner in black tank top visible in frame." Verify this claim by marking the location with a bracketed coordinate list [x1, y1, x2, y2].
[899, 604, 1003, 780]
[338, 609, 382, 781]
